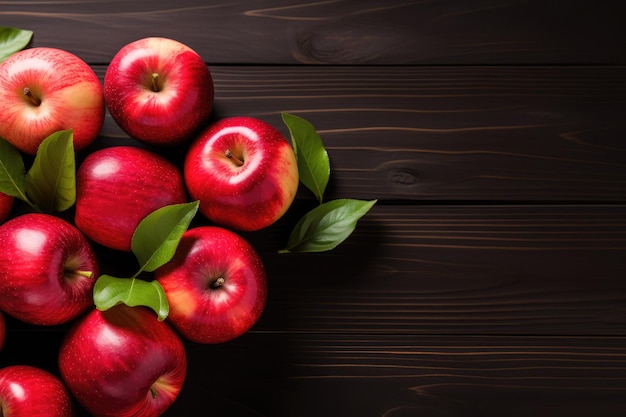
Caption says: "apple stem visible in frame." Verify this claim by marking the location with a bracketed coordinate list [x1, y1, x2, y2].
[23, 87, 41, 106]
[151, 73, 160, 92]
[150, 386, 158, 399]
[211, 277, 225, 289]
[70, 270, 94, 279]
[225, 149, 244, 166]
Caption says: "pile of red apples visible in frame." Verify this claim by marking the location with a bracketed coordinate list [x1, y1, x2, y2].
[0, 37, 300, 417]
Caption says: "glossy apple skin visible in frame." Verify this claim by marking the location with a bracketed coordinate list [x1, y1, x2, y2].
[156, 226, 267, 344]
[74, 146, 187, 251]
[0, 47, 105, 155]
[0, 365, 75, 417]
[0, 193, 13, 224]
[59, 305, 187, 417]
[104, 37, 214, 146]
[0, 213, 99, 326]
[0, 310, 5, 353]
[184, 116, 299, 231]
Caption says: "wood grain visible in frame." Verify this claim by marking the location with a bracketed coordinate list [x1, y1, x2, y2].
[1, 1, 625, 416]
[59, 331, 611, 417]
[241, 204, 626, 336]
[3, 0, 624, 65]
[88, 64, 626, 202]
[4, 327, 625, 416]
[176, 334, 626, 417]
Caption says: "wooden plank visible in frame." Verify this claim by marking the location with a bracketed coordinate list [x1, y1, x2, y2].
[3, 0, 624, 65]
[88, 65, 626, 202]
[174, 334, 626, 417]
[246, 203, 626, 336]
[4, 329, 625, 416]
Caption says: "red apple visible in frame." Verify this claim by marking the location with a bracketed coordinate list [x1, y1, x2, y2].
[0, 47, 104, 155]
[0, 311, 5, 353]
[184, 116, 299, 231]
[0, 365, 74, 417]
[156, 226, 267, 344]
[74, 145, 187, 252]
[59, 305, 187, 417]
[104, 37, 214, 146]
[0, 213, 98, 326]
[0, 193, 12, 224]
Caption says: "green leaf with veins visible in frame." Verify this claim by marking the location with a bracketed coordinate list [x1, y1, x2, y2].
[25, 130, 76, 213]
[91, 201, 199, 321]
[131, 200, 199, 274]
[0, 26, 33, 62]
[280, 198, 377, 253]
[0, 137, 28, 201]
[282, 112, 330, 204]
[93, 275, 169, 321]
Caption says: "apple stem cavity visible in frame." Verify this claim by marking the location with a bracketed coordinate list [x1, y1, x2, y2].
[64, 254, 94, 281]
[225, 149, 244, 167]
[23, 87, 41, 106]
[151, 73, 161, 92]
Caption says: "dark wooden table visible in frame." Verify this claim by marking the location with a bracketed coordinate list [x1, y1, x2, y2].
[2, 1, 626, 416]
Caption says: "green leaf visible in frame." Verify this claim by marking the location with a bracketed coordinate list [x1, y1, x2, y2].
[93, 275, 169, 321]
[280, 198, 377, 253]
[282, 112, 330, 204]
[131, 200, 199, 274]
[0, 26, 33, 62]
[92, 201, 198, 322]
[0, 137, 28, 201]
[25, 130, 76, 213]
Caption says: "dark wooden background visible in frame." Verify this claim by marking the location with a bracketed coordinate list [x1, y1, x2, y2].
[2, 1, 625, 416]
